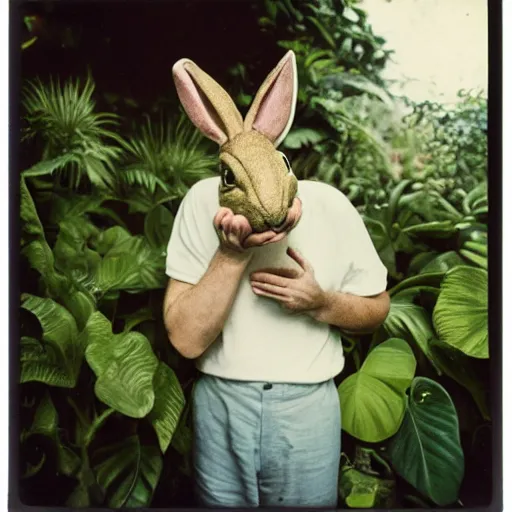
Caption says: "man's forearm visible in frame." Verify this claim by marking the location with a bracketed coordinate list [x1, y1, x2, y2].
[164, 248, 251, 359]
[310, 290, 390, 333]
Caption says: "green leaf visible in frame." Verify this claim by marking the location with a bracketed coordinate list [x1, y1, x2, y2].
[433, 266, 488, 358]
[30, 391, 58, 438]
[282, 128, 326, 149]
[144, 205, 174, 249]
[20, 176, 45, 237]
[22, 452, 46, 479]
[93, 226, 132, 255]
[459, 248, 487, 269]
[306, 15, 336, 48]
[94, 235, 166, 293]
[401, 220, 458, 238]
[21, 296, 83, 387]
[388, 377, 464, 506]
[148, 362, 186, 453]
[418, 251, 467, 275]
[428, 338, 489, 420]
[84, 312, 158, 417]
[343, 6, 360, 22]
[122, 307, 154, 332]
[94, 435, 163, 508]
[388, 272, 444, 297]
[338, 339, 416, 443]
[23, 153, 76, 177]
[339, 467, 394, 508]
[378, 289, 439, 371]
[22, 391, 81, 477]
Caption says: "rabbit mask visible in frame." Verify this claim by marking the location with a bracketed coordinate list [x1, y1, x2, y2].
[172, 51, 299, 232]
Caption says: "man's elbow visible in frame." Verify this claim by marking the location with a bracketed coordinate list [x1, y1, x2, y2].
[373, 291, 390, 329]
[165, 320, 209, 360]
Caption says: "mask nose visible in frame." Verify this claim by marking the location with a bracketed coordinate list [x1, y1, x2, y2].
[267, 215, 288, 232]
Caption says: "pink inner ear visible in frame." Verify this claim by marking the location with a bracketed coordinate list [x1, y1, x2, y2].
[173, 63, 228, 145]
[253, 59, 294, 143]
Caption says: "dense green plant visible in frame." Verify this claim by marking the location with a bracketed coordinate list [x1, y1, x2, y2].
[18, 1, 489, 507]
[22, 75, 125, 190]
[117, 113, 218, 214]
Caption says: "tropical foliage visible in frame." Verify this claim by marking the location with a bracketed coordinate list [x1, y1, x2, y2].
[18, 0, 489, 508]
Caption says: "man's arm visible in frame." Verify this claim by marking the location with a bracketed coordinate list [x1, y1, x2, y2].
[309, 290, 390, 333]
[163, 248, 251, 359]
[164, 199, 304, 359]
[250, 247, 390, 333]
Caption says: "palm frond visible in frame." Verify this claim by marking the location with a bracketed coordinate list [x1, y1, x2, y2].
[119, 113, 217, 198]
[22, 74, 125, 190]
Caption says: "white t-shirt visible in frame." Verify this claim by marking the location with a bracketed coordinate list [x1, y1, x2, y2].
[165, 177, 388, 383]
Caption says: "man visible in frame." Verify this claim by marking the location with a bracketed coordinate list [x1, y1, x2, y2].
[162, 174, 390, 507]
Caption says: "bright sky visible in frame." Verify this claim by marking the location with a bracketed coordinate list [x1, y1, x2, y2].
[361, 0, 488, 104]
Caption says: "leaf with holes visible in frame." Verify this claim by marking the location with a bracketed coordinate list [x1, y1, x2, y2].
[338, 339, 416, 443]
[84, 312, 158, 417]
[433, 266, 488, 358]
[388, 377, 464, 506]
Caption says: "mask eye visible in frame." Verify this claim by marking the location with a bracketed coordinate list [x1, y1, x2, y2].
[279, 152, 293, 174]
[221, 166, 236, 188]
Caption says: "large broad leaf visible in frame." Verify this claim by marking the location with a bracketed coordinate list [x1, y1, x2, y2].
[20, 176, 45, 238]
[419, 251, 467, 275]
[28, 391, 57, 438]
[147, 362, 186, 453]
[93, 226, 132, 255]
[388, 377, 464, 506]
[84, 312, 158, 417]
[94, 236, 166, 293]
[21, 391, 81, 477]
[144, 205, 174, 249]
[338, 339, 416, 443]
[433, 266, 488, 358]
[377, 289, 439, 371]
[428, 338, 489, 420]
[21, 295, 83, 388]
[93, 435, 163, 508]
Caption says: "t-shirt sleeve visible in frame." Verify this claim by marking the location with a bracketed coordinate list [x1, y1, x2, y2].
[165, 183, 219, 285]
[338, 198, 388, 297]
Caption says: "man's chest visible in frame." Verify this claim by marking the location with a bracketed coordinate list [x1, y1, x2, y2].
[246, 210, 350, 292]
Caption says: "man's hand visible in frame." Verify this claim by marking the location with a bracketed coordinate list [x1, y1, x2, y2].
[250, 246, 390, 331]
[213, 198, 302, 253]
[249, 247, 325, 314]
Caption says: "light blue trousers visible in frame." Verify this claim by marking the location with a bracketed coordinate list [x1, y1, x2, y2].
[192, 374, 341, 508]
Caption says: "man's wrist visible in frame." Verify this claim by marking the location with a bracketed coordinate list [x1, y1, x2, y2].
[217, 246, 253, 267]
[308, 290, 332, 322]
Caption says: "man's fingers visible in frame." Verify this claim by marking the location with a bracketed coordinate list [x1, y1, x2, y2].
[251, 286, 292, 302]
[251, 281, 291, 296]
[250, 272, 290, 288]
[286, 247, 312, 272]
[263, 232, 287, 245]
[244, 231, 277, 248]
[213, 207, 234, 229]
[251, 267, 300, 280]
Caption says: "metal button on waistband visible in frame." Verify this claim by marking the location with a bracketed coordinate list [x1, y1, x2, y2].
[263, 383, 273, 390]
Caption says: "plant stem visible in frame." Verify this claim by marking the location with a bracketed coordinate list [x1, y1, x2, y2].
[84, 408, 115, 448]
[67, 396, 89, 428]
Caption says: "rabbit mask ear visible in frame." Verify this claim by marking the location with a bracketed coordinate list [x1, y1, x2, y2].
[172, 59, 244, 146]
[244, 50, 298, 147]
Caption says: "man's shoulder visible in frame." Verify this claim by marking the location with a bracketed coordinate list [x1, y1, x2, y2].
[188, 176, 221, 199]
[298, 179, 354, 212]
